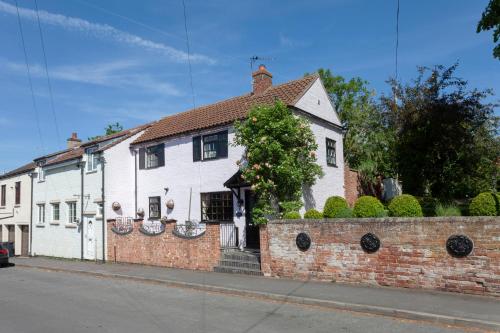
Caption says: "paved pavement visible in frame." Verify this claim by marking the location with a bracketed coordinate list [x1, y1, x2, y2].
[0, 265, 485, 333]
[10, 257, 500, 331]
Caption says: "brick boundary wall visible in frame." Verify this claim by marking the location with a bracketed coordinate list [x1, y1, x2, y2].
[344, 165, 360, 206]
[259, 217, 500, 297]
[107, 220, 221, 271]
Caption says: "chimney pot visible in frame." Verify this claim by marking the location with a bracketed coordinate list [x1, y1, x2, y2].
[67, 132, 81, 149]
[252, 64, 272, 95]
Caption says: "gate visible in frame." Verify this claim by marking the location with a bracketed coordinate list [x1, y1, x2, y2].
[220, 223, 237, 248]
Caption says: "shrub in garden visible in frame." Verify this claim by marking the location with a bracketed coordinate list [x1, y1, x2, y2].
[334, 207, 354, 218]
[388, 194, 423, 217]
[435, 203, 462, 217]
[283, 211, 301, 219]
[323, 196, 348, 218]
[416, 196, 438, 217]
[353, 196, 385, 218]
[304, 209, 323, 219]
[469, 192, 499, 216]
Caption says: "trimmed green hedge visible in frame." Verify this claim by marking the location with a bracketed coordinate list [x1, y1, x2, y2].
[283, 211, 301, 219]
[353, 196, 385, 218]
[469, 192, 499, 216]
[304, 209, 323, 219]
[323, 196, 348, 218]
[388, 194, 423, 217]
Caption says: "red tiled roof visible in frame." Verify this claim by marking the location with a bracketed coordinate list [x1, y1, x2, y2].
[0, 162, 36, 180]
[132, 73, 319, 145]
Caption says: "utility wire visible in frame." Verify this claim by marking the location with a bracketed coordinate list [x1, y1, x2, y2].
[395, 0, 400, 80]
[182, 0, 196, 111]
[15, 0, 45, 151]
[34, 0, 61, 147]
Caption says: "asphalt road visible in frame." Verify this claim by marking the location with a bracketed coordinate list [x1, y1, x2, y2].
[0, 266, 476, 333]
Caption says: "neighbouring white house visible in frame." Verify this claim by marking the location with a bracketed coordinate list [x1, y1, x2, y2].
[0, 162, 35, 256]
[127, 66, 345, 250]
[31, 125, 150, 260]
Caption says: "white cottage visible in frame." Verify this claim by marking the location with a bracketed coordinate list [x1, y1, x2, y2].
[31, 125, 150, 260]
[128, 66, 345, 250]
[0, 162, 35, 256]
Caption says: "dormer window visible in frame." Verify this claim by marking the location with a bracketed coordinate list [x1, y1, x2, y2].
[86, 147, 99, 172]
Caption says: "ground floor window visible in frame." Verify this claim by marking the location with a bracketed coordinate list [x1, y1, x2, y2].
[51, 203, 60, 221]
[201, 191, 233, 222]
[68, 202, 77, 224]
[37, 204, 45, 224]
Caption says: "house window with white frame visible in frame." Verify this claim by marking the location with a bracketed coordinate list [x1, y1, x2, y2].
[52, 203, 60, 221]
[86, 147, 99, 172]
[38, 204, 45, 224]
[96, 203, 104, 219]
[38, 167, 45, 182]
[68, 202, 77, 224]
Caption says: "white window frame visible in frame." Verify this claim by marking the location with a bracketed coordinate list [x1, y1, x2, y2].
[51, 203, 60, 222]
[86, 147, 99, 172]
[37, 204, 45, 224]
[68, 202, 77, 224]
[38, 167, 45, 182]
[146, 145, 161, 169]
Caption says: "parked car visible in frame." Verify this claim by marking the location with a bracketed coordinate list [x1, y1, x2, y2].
[0, 243, 9, 266]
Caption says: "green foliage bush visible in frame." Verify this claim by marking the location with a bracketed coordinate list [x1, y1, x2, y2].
[435, 203, 462, 217]
[469, 192, 500, 216]
[388, 194, 423, 217]
[283, 211, 301, 219]
[334, 207, 354, 218]
[304, 209, 323, 219]
[323, 196, 348, 218]
[353, 196, 385, 218]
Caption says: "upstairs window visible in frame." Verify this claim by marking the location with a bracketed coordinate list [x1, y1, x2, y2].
[68, 202, 77, 224]
[148, 196, 161, 220]
[38, 167, 45, 182]
[1, 184, 5, 206]
[139, 144, 165, 169]
[326, 138, 337, 167]
[193, 130, 228, 162]
[38, 204, 45, 224]
[52, 203, 60, 221]
[201, 192, 233, 222]
[86, 147, 99, 172]
[15, 181, 21, 205]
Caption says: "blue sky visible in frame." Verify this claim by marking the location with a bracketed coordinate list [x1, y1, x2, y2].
[0, 0, 498, 172]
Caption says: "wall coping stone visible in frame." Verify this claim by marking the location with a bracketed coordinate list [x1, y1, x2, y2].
[269, 216, 499, 225]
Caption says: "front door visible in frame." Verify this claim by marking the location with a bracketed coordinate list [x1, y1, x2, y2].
[85, 219, 96, 260]
[244, 190, 260, 249]
[21, 226, 29, 256]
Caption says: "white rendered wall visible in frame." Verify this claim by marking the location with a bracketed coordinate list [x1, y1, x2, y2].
[294, 78, 341, 125]
[0, 172, 32, 255]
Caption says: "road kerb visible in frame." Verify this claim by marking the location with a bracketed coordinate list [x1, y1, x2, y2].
[15, 263, 500, 332]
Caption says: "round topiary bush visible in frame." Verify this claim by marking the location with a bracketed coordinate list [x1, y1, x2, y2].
[353, 196, 385, 218]
[304, 209, 323, 219]
[469, 192, 499, 216]
[283, 211, 301, 219]
[388, 194, 423, 217]
[323, 196, 348, 218]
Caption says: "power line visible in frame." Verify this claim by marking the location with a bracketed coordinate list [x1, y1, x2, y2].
[34, 0, 61, 146]
[15, 0, 45, 151]
[395, 0, 400, 80]
[182, 0, 196, 111]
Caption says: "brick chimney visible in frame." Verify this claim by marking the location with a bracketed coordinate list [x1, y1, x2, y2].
[67, 132, 81, 149]
[252, 64, 272, 95]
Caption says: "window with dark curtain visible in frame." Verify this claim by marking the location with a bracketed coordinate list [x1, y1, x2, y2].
[193, 130, 228, 162]
[15, 181, 21, 205]
[1, 185, 5, 206]
[201, 192, 233, 221]
[326, 138, 337, 167]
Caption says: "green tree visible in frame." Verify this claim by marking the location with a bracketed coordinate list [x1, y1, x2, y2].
[477, 0, 500, 60]
[312, 69, 395, 195]
[88, 122, 124, 141]
[381, 64, 499, 199]
[233, 101, 323, 224]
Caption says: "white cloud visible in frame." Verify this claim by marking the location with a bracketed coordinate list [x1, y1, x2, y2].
[5, 59, 183, 96]
[0, 1, 214, 64]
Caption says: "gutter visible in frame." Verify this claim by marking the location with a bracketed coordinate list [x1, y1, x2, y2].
[134, 150, 137, 219]
[101, 155, 106, 263]
[29, 173, 34, 255]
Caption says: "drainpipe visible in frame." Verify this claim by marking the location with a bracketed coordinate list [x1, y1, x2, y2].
[134, 150, 137, 219]
[101, 155, 105, 263]
[80, 160, 84, 261]
[29, 172, 34, 256]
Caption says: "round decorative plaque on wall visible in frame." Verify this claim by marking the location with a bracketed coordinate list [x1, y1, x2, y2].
[360, 233, 381, 253]
[296, 232, 311, 251]
[446, 235, 473, 258]
[111, 202, 121, 211]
